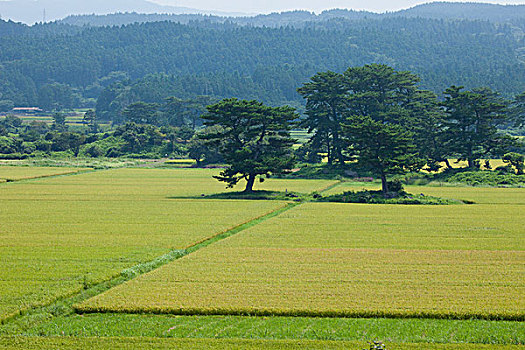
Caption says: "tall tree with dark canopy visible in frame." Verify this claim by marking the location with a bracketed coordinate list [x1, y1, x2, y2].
[201, 98, 297, 193]
[344, 64, 421, 125]
[163, 97, 187, 127]
[122, 102, 158, 125]
[341, 64, 425, 193]
[297, 71, 348, 165]
[405, 89, 451, 171]
[508, 92, 525, 129]
[52, 112, 67, 132]
[343, 116, 424, 194]
[441, 86, 509, 168]
[82, 109, 98, 133]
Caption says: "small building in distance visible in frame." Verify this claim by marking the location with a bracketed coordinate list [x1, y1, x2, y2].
[11, 107, 44, 115]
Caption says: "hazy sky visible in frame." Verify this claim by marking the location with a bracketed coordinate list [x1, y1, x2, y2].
[154, 0, 524, 13]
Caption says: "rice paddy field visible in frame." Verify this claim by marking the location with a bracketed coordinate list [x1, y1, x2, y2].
[1, 166, 524, 349]
[0, 168, 337, 321]
[0, 166, 90, 181]
[1, 337, 521, 350]
[324, 181, 525, 205]
[3, 114, 88, 126]
[78, 201, 525, 320]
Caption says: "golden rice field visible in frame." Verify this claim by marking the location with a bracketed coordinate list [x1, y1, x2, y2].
[0, 166, 90, 181]
[0, 168, 335, 321]
[0, 337, 522, 350]
[325, 182, 525, 205]
[2, 165, 523, 348]
[0, 168, 337, 202]
[79, 195, 525, 320]
[443, 159, 507, 171]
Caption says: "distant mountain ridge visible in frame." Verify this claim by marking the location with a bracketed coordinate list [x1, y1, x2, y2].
[396, 2, 525, 22]
[0, 0, 247, 24]
[55, 2, 525, 28]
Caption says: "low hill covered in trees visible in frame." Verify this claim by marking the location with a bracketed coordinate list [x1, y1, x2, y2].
[58, 3, 525, 27]
[0, 15, 524, 118]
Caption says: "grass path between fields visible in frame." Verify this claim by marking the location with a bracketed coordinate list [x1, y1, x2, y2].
[0, 168, 95, 183]
[1, 174, 339, 333]
[2, 175, 523, 347]
[0, 198, 304, 334]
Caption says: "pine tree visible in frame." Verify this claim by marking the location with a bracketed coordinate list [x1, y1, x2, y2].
[201, 98, 297, 192]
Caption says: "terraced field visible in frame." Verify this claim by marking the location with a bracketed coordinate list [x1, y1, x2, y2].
[0, 168, 336, 321]
[79, 199, 525, 320]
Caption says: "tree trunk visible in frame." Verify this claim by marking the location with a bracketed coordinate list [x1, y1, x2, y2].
[467, 158, 476, 169]
[244, 174, 256, 193]
[444, 159, 452, 170]
[333, 130, 342, 165]
[381, 174, 389, 195]
[326, 135, 332, 165]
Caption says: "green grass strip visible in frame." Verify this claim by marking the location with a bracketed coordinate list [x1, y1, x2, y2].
[20, 314, 525, 345]
[0, 168, 95, 184]
[0, 202, 298, 334]
[1, 337, 520, 350]
[184, 202, 298, 254]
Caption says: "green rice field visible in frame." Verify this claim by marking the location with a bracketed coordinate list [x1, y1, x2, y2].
[1, 168, 337, 320]
[1, 337, 521, 350]
[22, 314, 525, 345]
[0, 166, 90, 181]
[1, 166, 523, 348]
[78, 200, 525, 320]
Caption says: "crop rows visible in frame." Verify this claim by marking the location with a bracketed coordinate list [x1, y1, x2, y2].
[0, 337, 521, 350]
[24, 314, 525, 345]
[78, 200, 525, 320]
[1, 168, 336, 320]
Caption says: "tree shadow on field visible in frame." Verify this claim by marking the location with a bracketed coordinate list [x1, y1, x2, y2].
[168, 190, 307, 201]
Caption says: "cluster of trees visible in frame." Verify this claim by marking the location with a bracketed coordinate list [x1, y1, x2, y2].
[196, 65, 524, 193]
[295, 65, 523, 192]
[1, 64, 523, 195]
[117, 96, 214, 128]
[0, 113, 193, 159]
[95, 70, 308, 122]
[0, 17, 523, 111]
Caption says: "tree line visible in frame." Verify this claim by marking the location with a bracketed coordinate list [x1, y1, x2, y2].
[0, 17, 523, 110]
[1, 64, 523, 195]
[196, 64, 524, 193]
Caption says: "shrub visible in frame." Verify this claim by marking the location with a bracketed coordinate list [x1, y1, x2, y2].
[503, 152, 524, 175]
[386, 179, 404, 193]
[319, 190, 458, 205]
[84, 144, 104, 158]
[448, 171, 525, 187]
[0, 153, 29, 160]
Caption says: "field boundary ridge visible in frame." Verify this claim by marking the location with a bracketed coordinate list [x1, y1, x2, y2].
[0, 202, 299, 334]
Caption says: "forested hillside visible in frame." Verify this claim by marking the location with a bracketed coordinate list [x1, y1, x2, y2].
[0, 16, 524, 120]
[396, 2, 525, 22]
[59, 3, 525, 27]
[0, 0, 222, 24]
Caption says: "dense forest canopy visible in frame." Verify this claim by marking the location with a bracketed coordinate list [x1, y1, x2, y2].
[0, 3, 524, 122]
[58, 3, 525, 27]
